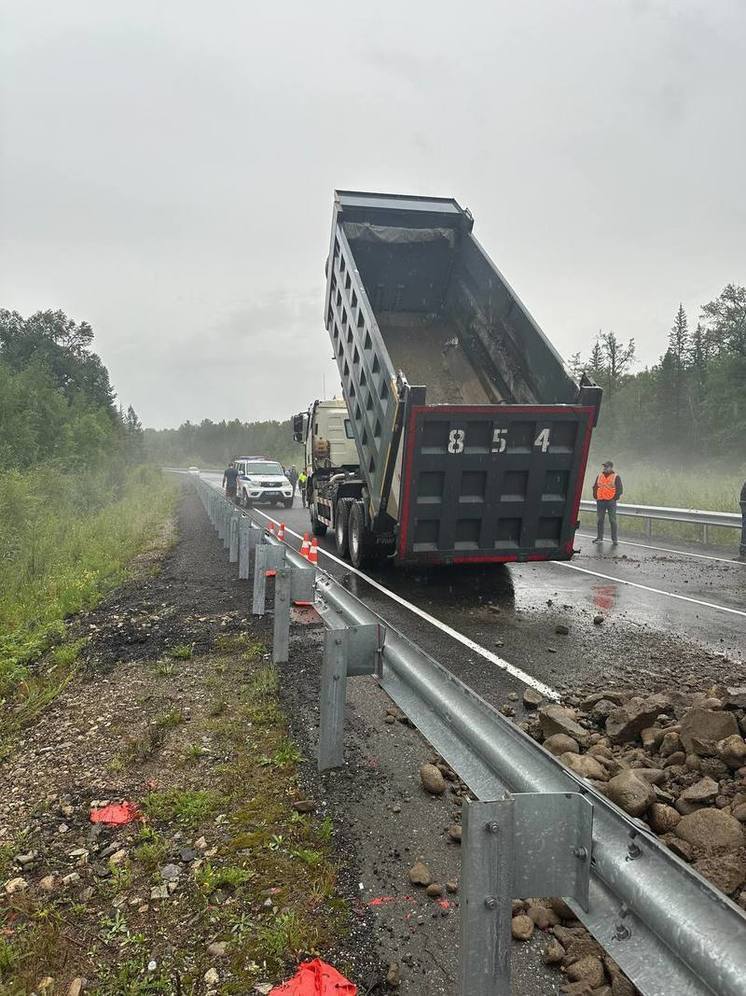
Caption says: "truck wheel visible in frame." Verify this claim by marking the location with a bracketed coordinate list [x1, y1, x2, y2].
[348, 501, 374, 568]
[335, 498, 354, 557]
[242, 491, 253, 508]
[283, 499, 293, 509]
[311, 507, 327, 537]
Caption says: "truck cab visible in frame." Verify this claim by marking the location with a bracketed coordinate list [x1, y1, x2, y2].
[292, 400, 361, 538]
[234, 457, 294, 509]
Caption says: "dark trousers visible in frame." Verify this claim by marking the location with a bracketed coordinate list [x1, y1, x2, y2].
[596, 500, 618, 542]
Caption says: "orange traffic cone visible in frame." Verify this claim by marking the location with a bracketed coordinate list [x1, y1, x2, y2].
[308, 537, 319, 566]
[299, 533, 311, 560]
[268, 522, 276, 535]
[277, 522, 286, 542]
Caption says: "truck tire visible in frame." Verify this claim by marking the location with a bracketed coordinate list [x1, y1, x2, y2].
[335, 498, 354, 557]
[242, 491, 253, 509]
[348, 501, 374, 568]
[311, 507, 327, 537]
[283, 498, 293, 509]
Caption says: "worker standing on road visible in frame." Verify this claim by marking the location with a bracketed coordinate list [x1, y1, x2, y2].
[298, 469, 308, 508]
[222, 461, 240, 504]
[287, 465, 299, 496]
[592, 460, 623, 546]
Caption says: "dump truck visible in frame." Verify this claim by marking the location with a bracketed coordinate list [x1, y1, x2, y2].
[293, 190, 602, 568]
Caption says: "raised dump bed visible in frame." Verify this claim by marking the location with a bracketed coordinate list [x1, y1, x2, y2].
[320, 190, 601, 566]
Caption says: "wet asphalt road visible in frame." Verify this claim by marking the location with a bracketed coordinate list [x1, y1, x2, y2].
[203, 476, 744, 704]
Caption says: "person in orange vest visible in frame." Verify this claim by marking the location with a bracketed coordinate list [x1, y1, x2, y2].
[592, 460, 623, 545]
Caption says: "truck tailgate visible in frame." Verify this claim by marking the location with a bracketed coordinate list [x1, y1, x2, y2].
[398, 404, 594, 564]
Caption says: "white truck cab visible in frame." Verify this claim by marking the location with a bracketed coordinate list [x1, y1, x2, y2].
[234, 457, 294, 508]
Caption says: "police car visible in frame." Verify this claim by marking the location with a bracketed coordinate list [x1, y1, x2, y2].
[234, 457, 294, 508]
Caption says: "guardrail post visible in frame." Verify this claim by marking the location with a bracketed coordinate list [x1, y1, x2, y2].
[229, 511, 240, 563]
[238, 518, 251, 579]
[645, 516, 652, 540]
[253, 545, 269, 616]
[740, 482, 746, 558]
[459, 799, 513, 996]
[222, 502, 232, 550]
[273, 566, 291, 664]
[459, 793, 592, 996]
[703, 522, 709, 546]
[319, 628, 349, 771]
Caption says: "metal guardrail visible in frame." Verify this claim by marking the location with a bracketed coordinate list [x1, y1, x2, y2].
[578, 498, 742, 547]
[193, 477, 746, 996]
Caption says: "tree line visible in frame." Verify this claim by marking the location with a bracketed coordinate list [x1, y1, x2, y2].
[0, 309, 145, 469]
[569, 284, 745, 458]
[143, 418, 300, 470]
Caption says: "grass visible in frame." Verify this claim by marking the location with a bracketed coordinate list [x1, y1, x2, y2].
[0, 465, 177, 739]
[582, 457, 743, 546]
[142, 788, 225, 827]
[168, 643, 192, 660]
[132, 829, 168, 871]
[0, 653, 349, 993]
[154, 707, 184, 729]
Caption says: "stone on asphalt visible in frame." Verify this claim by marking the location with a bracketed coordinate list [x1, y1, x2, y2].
[538, 704, 588, 743]
[717, 735, 746, 769]
[565, 954, 606, 988]
[523, 687, 544, 708]
[679, 776, 719, 806]
[606, 770, 655, 816]
[605, 695, 667, 745]
[419, 763, 447, 796]
[647, 803, 681, 835]
[693, 853, 746, 894]
[560, 752, 608, 781]
[675, 809, 745, 850]
[544, 733, 580, 756]
[679, 708, 738, 755]
[408, 860, 432, 887]
[543, 940, 566, 964]
[511, 914, 534, 940]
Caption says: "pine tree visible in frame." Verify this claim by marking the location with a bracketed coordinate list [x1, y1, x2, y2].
[124, 405, 144, 462]
[667, 304, 689, 422]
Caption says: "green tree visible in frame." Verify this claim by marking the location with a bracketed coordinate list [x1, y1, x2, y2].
[700, 284, 746, 356]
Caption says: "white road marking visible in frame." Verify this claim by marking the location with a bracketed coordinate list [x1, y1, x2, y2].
[555, 561, 746, 618]
[576, 531, 745, 567]
[242, 504, 560, 700]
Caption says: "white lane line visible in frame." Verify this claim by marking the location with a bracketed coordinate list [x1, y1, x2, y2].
[576, 531, 744, 567]
[555, 561, 746, 618]
[245, 505, 560, 700]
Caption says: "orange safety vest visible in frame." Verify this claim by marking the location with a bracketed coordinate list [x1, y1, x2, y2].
[595, 472, 618, 501]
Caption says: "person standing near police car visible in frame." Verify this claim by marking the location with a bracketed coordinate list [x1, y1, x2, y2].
[222, 461, 240, 504]
[592, 460, 623, 546]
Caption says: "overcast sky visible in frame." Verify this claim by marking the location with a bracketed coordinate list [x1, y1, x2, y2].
[1, 1, 744, 428]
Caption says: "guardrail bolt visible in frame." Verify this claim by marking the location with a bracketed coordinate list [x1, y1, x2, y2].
[484, 896, 498, 910]
[486, 821, 500, 834]
[572, 846, 588, 860]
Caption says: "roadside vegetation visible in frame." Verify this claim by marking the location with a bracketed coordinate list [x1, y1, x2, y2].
[571, 284, 746, 462]
[0, 646, 348, 994]
[0, 309, 177, 734]
[575, 284, 745, 544]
